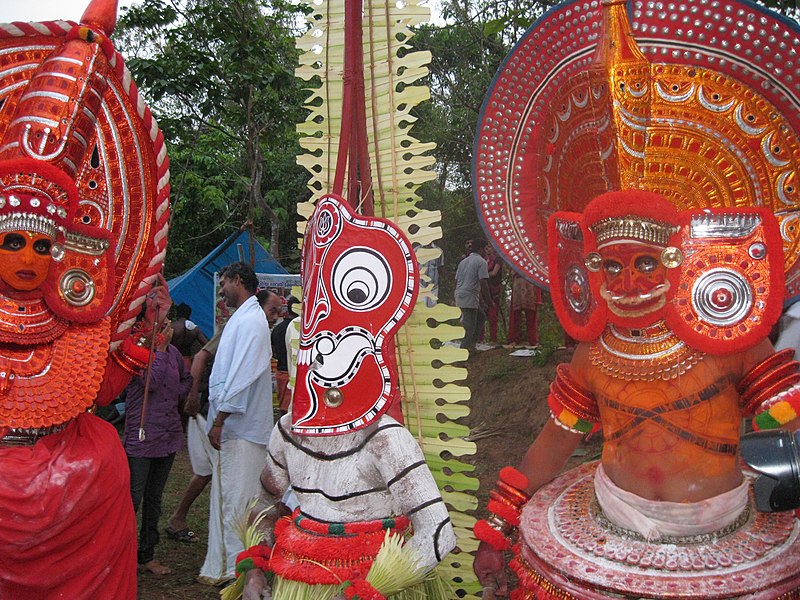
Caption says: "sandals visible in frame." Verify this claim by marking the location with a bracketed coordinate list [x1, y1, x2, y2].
[164, 526, 200, 543]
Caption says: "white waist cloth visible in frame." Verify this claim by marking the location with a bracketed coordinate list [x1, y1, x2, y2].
[594, 464, 749, 542]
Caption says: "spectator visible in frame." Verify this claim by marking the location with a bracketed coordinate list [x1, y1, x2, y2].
[455, 238, 491, 351]
[198, 263, 276, 586]
[168, 288, 284, 549]
[482, 245, 504, 344]
[170, 303, 209, 371]
[271, 296, 299, 414]
[123, 320, 192, 576]
[165, 329, 219, 544]
[508, 273, 542, 347]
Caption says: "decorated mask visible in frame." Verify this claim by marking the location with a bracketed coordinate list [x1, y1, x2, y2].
[0, 4, 170, 428]
[549, 190, 784, 354]
[292, 194, 418, 435]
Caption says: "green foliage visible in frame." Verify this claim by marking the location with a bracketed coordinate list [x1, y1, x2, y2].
[114, 0, 309, 277]
[411, 0, 549, 284]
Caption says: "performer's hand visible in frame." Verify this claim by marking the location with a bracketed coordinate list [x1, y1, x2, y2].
[242, 569, 268, 600]
[144, 274, 172, 329]
[474, 540, 508, 598]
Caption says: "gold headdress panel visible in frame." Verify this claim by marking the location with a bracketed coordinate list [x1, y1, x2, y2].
[474, 0, 800, 313]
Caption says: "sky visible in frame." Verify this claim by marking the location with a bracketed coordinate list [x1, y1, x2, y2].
[0, 0, 139, 24]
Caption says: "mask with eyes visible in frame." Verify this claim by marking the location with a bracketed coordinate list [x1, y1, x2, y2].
[549, 190, 785, 354]
[292, 194, 419, 435]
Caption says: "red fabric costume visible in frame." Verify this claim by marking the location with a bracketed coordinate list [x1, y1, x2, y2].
[0, 0, 171, 597]
[0, 414, 136, 599]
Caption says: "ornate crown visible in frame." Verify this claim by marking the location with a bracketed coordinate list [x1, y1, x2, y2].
[591, 215, 679, 247]
[474, 0, 800, 300]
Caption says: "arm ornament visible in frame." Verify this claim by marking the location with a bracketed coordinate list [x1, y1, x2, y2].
[110, 334, 151, 375]
[738, 349, 800, 428]
[235, 544, 272, 577]
[547, 364, 600, 434]
[110, 321, 168, 376]
[473, 467, 531, 551]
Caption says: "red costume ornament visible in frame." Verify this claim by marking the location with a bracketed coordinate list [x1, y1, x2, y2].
[0, 0, 171, 597]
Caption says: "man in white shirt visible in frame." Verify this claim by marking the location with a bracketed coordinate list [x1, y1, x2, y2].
[198, 262, 279, 585]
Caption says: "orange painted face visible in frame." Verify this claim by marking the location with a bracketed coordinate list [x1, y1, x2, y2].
[598, 242, 669, 320]
[0, 230, 53, 291]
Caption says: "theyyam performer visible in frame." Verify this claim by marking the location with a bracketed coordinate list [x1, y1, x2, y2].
[226, 194, 456, 600]
[472, 0, 800, 598]
[0, 0, 172, 597]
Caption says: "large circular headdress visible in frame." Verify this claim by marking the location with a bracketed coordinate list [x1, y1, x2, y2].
[0, 0, 170, 341]
[474, 0, 800, 300]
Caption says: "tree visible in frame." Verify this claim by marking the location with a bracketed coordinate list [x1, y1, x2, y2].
[114, 0, 310, 276]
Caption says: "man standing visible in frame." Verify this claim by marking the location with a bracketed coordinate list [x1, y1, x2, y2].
[455, 238, 491, 351]
[198, 262, 275, 585]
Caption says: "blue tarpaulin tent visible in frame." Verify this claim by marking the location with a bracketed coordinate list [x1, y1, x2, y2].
[167, 230, 289, 336]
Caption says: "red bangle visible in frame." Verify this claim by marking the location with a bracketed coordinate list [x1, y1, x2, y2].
[488, 497, 522, 527]
[474, 519, 511, 551]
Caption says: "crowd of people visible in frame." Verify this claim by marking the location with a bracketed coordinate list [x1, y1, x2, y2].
[112, 261, 298, 584]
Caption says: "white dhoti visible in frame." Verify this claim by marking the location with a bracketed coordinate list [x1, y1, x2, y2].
[187, 415, 215, 477]
[198, 437, 266, 584]
[594, 463, 749, 541]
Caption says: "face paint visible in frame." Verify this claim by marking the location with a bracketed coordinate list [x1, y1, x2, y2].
[0, 230, 53, 291]
[598, 242, 670, 320]
[292, 195, 418, 435]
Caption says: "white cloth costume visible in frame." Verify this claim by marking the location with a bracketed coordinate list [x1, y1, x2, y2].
[264, 413, 456, 572]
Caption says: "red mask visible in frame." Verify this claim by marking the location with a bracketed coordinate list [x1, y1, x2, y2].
[598, 242, 670, 323]
[292, 195, 419, 435]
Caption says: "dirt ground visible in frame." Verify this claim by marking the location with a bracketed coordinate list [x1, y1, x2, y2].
[138, 344, 602, 599]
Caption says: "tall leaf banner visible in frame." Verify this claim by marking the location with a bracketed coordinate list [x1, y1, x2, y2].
[295, 0, 480, 595]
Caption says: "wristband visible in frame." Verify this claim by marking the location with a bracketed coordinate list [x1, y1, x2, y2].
[473, 466, 531, 551]
[474, 519, 512, 551]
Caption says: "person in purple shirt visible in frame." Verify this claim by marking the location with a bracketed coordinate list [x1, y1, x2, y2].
[123, 320, 192, 576]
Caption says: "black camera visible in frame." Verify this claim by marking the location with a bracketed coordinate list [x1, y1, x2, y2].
[740, 429, 800, 512]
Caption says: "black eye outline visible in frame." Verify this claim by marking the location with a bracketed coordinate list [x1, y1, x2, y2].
[634, 255, 658, 274]
[1, 233, 26, 251]
[33, 238, 51, 255]
[603, 260, 623, 276]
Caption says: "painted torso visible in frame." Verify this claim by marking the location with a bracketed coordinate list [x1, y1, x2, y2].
[571, 323, 770, 502]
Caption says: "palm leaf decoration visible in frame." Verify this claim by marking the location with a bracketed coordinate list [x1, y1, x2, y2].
[294, 0, 480, 595]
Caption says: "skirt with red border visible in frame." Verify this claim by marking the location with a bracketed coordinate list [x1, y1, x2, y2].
[269, 509, 410, 585]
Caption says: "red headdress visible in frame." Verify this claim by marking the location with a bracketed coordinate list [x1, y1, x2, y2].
[475, 0, 800, 354]
[0, 0, 170, 427]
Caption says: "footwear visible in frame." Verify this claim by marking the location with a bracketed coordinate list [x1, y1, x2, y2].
[164, 526, 200, 543]
[197, 574, 235, 587]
